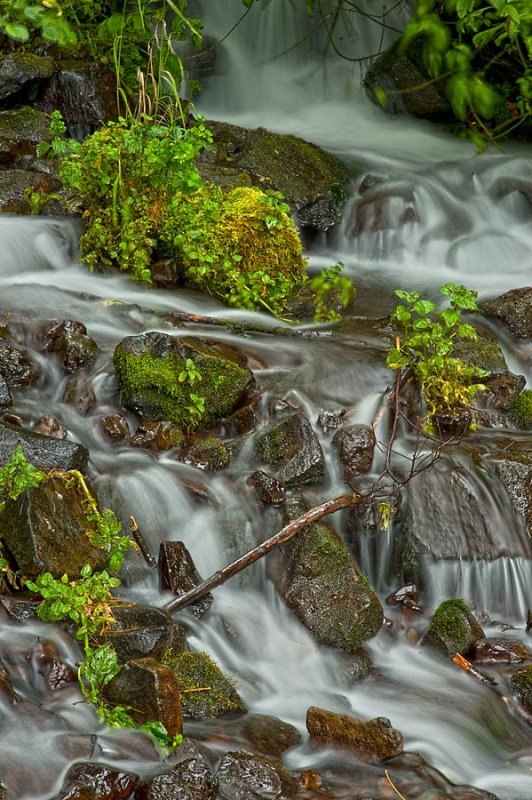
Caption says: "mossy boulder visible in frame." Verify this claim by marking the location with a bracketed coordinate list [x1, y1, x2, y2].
[508, 390, 532, 429]
[0, 53, 56, 102]
[510, 665, 532, 714]
[422, 598, 484, 657]
[479, 287, 532, 339]
[198, 121, 354, 232]
[182, 436, 231, 471]
[113, 332, 254, 431]
[306, 706, 403, 760]
[255, 412, 325, 487]
[0, 107, 52, 166]
[275, 517, 383, 651]
[165, 651, 246, 719]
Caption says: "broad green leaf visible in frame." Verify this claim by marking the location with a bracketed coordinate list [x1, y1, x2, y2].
[4, 23, 29, 41]
[386, 349, 408, 369]
[413, 299, 436, 315]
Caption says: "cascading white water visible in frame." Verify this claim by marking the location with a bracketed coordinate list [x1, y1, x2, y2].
[0, 1, 531, 797]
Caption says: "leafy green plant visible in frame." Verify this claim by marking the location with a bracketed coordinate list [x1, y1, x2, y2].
[309, 262, 355, 322]
[400, 0, 532, 146]
[0, 445, 46, 512]
[185, 393, 206, 429]
[387, 283, 488, 429]
[179, 358, 202, 386]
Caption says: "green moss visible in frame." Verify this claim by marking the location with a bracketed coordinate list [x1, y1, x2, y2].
[452, 336, 507, 373]
[423, 598, 484, 656]
[164, 651, 246, 719]
[185, 437, 231, 471]
[511, 665, 532, 713]
[508, 390, 532, 429]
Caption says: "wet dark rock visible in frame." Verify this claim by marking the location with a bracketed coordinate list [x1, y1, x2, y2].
[255, 412, 325, 487]
[472, 638, 529, 664]
[165, 652, 246, 719]
[364, 38, 452, 121]
[216, 750, 297, 800]
[130, 421, 185, 452]
[113, 332, 254, 431]
[34, 415, 67, 439]
[0, 106, 52, 165]
[0, 375, 11, 411]
[102, 413, 131, 443]
[332, 424, 375, 483]
[53, 761, 139, 800]
[510, 665, 532, 713]
[151, 258, 180, 287]
[247, 470, 286, 505]
[199, 121, 353, 233]
[103, 657, 182, 737]
[220, 398, 258, 437]
[135, 750, 218, 800]
[479, 372, 525, 415]
[181, 437, 231, 471]
[63, 374, 97, 415]
[99, 606, 177, 665]
[0, 342, 40, 387]
[0, 53, 56, 101]
[36, 61, 119, 134]
[38, 319, 98, 373]
[159, 541, 213, 618]
[488, 445, 532, 541]
[240, 714, 301, 757]
[0, 418, 88, 472]
[306, 706, 404, 761]
[0, 595, 41, 624]
[0, 783, 6, 800]
[0, 475, 108, 579]
[274, 515, 383, 651]
[344, 184, 416, 238]
[0, 167, 62, 214]
[422, 599, 485, 658]
[0, 665, 16, 703]
[33, 640, 77, 690]
[479, 287, 532, 339]
[333, 648, 374, 685]
[317, 409, 346, 434]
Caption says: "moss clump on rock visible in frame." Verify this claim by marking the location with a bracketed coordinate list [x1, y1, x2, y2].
[164, 651, 246, 719]
[422, 598, 484, 657]
[183, 437, 231, 471]
[508, 390, 532, 429]
[510, 665, 532, 713]
[160, 185, 307, 317]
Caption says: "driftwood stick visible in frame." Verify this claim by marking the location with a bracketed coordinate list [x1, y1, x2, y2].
[163, 492, 363, 614]
[129, 515, 157, 570]
[167, 311, 320, 338]
[452, 653, 498, 686]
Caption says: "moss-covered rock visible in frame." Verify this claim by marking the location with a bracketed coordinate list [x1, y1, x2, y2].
[479, 287, 532, 339]
[113, 332, 254, 431]
[0, 53, 56, 102]
[182, 436, 231, 471]
[422, 598, 484, 657]
[255, 412, 325, 487]
[508, 390, 532, 429]
[0, 107, 52, 166]
[276, 518, 383, 651]
[510, 665, 532, 714]
[306, 706, 403, 760]
[198, 121, 354, 232]
[165, 651, 246, 719]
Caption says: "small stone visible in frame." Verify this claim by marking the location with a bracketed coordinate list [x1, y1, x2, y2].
[33, 640, 77, 690]
[136, 749, 218, 800]
[317, 409, 347, 433]
[247, 470, 286, 505]
[241, 714, 301, 757]
[306, 706, 403, 761]
[63, 374, 96, 415]
[333, 423, 375, 482]
[255, 412, 325, 487]
[0, 343, 40, 387]
[422, 599, 485, 658]
[216, 751, 296, 800]
[34, 415, 67, 439]
[473, 638, 529, 663]
[159, 541, 212, 617]
[181, 437, 230, 471]
[52, 761, 139, 800]
[38, 319, 98, 373]
[130, 421, 184, 452]
[101, 414, 130, 443]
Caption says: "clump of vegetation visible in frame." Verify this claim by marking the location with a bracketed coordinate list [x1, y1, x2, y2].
[163, 651, 246, 719]
[387, 283, 488, 431]
[400, 1, 531, 147]
[508, 389, 532, 429]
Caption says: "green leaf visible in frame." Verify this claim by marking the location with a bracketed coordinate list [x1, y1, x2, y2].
[4, 23, 30, 41]
[413, 299, 436, 315]
[396, 305, 412, 322]
[386, 349, 408, 369]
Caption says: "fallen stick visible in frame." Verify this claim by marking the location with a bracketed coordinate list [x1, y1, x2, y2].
[162, 491, 363, 614]
[452, 653, 498, 686]
[129, 515, 157, 570]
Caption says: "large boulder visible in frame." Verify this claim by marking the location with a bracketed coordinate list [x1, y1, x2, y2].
[0, 420, 88, 473]
[113, 332, 254, 431]
[422, 598, 485, 657]
[306, 706, 403, 761]
[198, 121, 354, 232]
[0, 53, 56, 102]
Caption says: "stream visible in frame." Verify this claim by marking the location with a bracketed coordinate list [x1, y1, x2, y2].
[0, 0, 531, 798]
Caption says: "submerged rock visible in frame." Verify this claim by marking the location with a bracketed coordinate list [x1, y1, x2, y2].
[216, 750, 297, 800]
[240, 715, 301, 757]
[113, 332, 254, 431]
[0, 419, 88, 472]
[101, 413, 131, 443]
[422, 599, 485, 657]
[159, 541, 213, 618]
[165, 651, 246, 719]
[38, 319, 98, 373]
[306, 706, 404, 760]
[255, 412, 325, 487]
[136, 748, 217, 800]
[479, 287, 532, 339]
[62, 374, 96, 415]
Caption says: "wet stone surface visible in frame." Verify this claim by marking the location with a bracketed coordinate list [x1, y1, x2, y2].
[0, 419, 89, 472]
[306, 706, 404, 761]
[136, 750, 218, 800]
[216, 750, 296, 800]
[52, 761, 139, 800]
[159, 541, 213, 618]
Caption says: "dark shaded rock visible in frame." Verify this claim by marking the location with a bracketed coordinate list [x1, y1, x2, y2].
[34, 415, 67, 439]
[479, 287, 532, 339]
[36, 61, 119, 134]
[510, 665, 532, 713]
[364, 38, 453, 121]
[99, 605, 178, 665]
[240, 714, 301, 757]
[0, 594, 41, 623]
[159, 541, 212, 618]
[0, 419, 88, 472]
[275, 516, 383, 651]
[165, 651, 246, 719]
[216, 750, 296, 800]
[113, 332, 254, 431]
[488, 445, 532, 540]
[103, 657, 182, 736]
[151, 258, 179, 287]
[479, 372, 525, 414]
[199, 121, 353, 233]
[33, 640, 77, 690]
[130, 421, 184, 452]
[0, 342, 40, 387]
[38, 319, 98, 372]
[334, 648, 374, 685]
[386, 583, 420, 608]
[0, 784, 6, 800]
[135, 750, 218, 800]
[0, 107, 52, 165]
[0, 53, 56, 101]
[0, 375, 11, 411]
[53, 761, 139, 800]
[255, 412, 325, 487]
[473, 638, 529, 664]
[422, 599, 485, 657]
[0, 475, 108, 579]
[306, 706, 403, 761]
[332, 424, 375, 483]
[63, 374, 97, 415]
[247, 470, 286, 505]
[344, 183, 416, 238]
[181, 437, 231, 471]
[0, 168, 62, 214]
[102, 413, 131, 443]
[220, 397, 258, 437]
[0, 664, 16, 703]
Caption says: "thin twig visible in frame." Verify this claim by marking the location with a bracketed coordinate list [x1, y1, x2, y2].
[130, 516, 157, 570]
